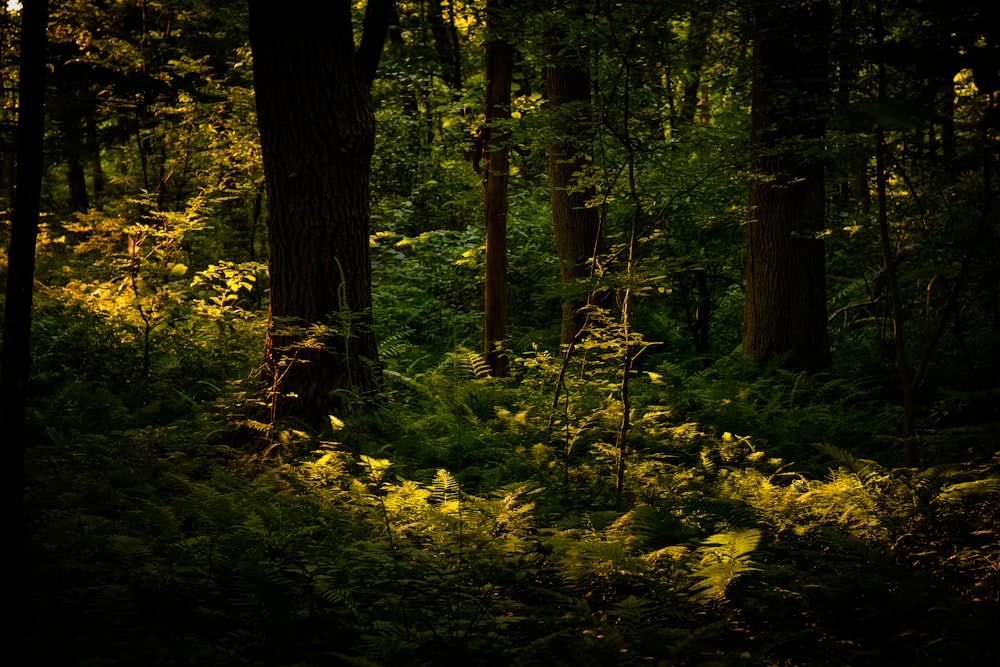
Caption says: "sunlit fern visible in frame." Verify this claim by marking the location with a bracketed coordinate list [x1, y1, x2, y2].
[433, 347, 492, 380]
[688, 528, 762, 603]
[813, 442, 884, 485]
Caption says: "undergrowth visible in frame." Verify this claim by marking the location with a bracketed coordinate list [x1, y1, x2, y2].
[20, 336, 1000, 666]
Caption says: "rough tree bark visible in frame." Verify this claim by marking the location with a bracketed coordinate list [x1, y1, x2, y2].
[0, 0, 49, 630]
[481, 0, 512, 377]
[743, 0, 832, 370]
[248, 0, 391, 425]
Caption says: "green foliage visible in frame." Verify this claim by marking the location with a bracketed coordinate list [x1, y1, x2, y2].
[688, 528, 762, 603]
[11, 1, 1000, 665]
[22, 333, 999, 666]
[370, 226, 484, 352]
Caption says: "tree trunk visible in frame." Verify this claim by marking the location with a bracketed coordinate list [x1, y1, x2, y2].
[677, 9, 713, 129]
[249, 0, 387, 425]
[428, 0, 462, 91]
[58, 105, 89, 211]
[86, 111, 105, 209]
[1, 5, 18, 211]
[547, 0, 602, 348]
[67, 156, 88, 211]
[743, 0, 832, 370]
[482, 0, 512, 377]
[0, 0, 49, 629]
[674, 8, 715, 361]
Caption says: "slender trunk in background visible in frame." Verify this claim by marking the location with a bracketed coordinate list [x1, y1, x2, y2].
[482, 0, 512, 377]
[428, 0, 462, 91]
[832, 0, 871, 208]
[547, 0, 602, 348]
[63, 113, 88, 211]
[86, 111, 105, 208]
[872, 0, 915, 466]
[0, 0, 49, 647]
[677, 8, 713, 128]
[872, 0, 997, 468]
[675, 7, 715, 361]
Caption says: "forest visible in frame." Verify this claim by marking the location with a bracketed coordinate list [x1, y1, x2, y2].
[2, 0, 999, 665]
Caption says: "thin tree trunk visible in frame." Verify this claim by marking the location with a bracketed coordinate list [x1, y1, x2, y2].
[833, 0, 871, 209]
[67, 156, 88, 211]
[0, 3, 14, 212]
[482, 0, 512, 377]
[677, 9, 713, 128]
[86, 111, 104, 209]
[428, 0, 462, 91]
[61, 109, 88, 211]
[692, 268, 712, 362]
[0, 0, 49, 637]
[876, 121, 917, 466]
[547, 0, 602, 348]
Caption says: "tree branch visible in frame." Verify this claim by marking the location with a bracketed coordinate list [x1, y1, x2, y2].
[356, 0, 394, 89]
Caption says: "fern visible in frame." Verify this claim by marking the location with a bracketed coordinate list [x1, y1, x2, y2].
[699, 447, 717, 475]
[434, 347, 492, 380]
[430, 468, 462, 514]
[378, 330, 412, 361]
[607, 594, 658, 621]
[465, 350, 493, 380]
[688, 528, 763, 603]
[936, 477, 1000, 503]
[813, 442, 884, 485]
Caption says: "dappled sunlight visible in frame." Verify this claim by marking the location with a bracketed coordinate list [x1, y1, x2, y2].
[8, 0, 999, 664]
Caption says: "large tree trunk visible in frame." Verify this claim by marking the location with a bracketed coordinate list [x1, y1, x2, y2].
[743, 0, 832, 370]
[0, 0, 49, 626]
[482, 0, 512, 377]
[547, 0, 602, 348]
[249, 0, 386, 425]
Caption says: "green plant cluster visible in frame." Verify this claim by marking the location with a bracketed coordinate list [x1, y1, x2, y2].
[20, 340, 999, 666]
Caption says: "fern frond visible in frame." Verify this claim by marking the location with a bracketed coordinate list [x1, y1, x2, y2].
[378, 330, 412, 360]
[915, 462, 967, 484]
[431, 468, 461, 504]
[813, 443, 883, 484]
[436, 348, 493, 380]
[642, 544, 689, 566]
[699, 448, 717, 475]
[688, 528, 763, 603]
[465, 351, 492, 379]
[607, 504, 690, 551]
[608, 594, 658, 621]
[108, 534, 153, 561]
[314, 583, 361, 618]
[240, 419, 272, 433]
[937, 478, 1000, 503]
